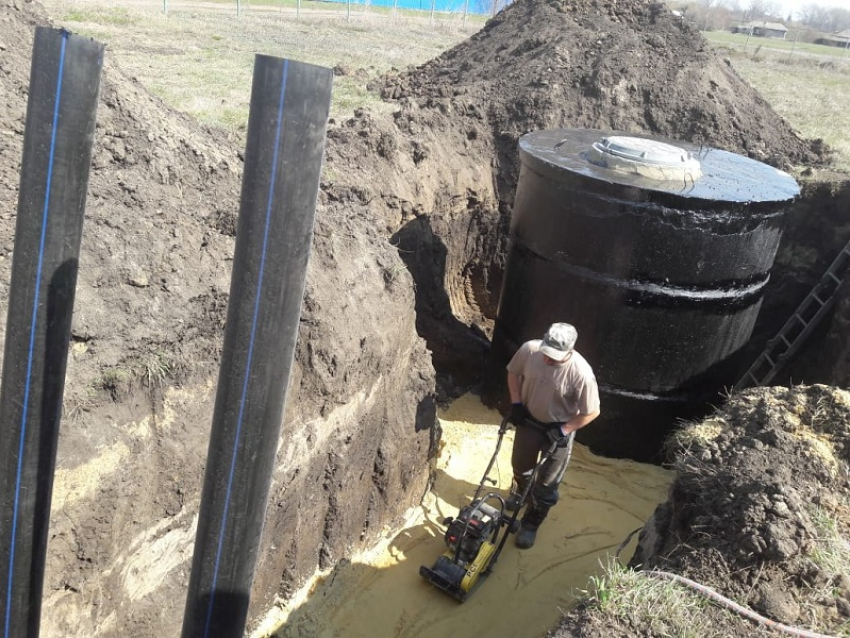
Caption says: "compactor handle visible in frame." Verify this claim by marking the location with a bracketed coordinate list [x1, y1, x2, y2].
[498, 415, 511, 434]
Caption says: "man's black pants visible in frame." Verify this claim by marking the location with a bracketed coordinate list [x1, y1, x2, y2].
[511, 423, 575, 528]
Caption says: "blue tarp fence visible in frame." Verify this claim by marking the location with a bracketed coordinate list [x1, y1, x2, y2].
[320, 0, 498, 15]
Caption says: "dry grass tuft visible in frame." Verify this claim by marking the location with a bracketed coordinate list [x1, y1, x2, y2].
[579, 558, 749, 638]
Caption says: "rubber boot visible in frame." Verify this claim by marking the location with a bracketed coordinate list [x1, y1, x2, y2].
[516, 504, 549, 550]
[505, 476, 529, 512]
[515, 524, 537, 549]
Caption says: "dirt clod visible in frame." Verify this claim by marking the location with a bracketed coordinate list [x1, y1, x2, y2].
[608, 385, 850, 637]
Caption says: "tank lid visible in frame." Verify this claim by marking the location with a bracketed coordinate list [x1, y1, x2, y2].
[586, 136, 702, 182]
[519, 128, 801, 203]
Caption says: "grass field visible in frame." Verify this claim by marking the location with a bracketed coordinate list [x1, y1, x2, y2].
[705, 31, 850, 172]
[42, 0, 850, 172]
[45, 0, 480, 132]
[705, 30, 850, 59]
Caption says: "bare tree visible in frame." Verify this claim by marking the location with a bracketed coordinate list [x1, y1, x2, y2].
[745, 0, 781, 20]
[797, 3, 850, 30]
[489, 0, 509, 16]
[799, 3, 831, 26]
[826, 7, 850, 32]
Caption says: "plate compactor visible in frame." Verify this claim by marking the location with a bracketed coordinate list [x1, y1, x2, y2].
[419, 416, 556, 602]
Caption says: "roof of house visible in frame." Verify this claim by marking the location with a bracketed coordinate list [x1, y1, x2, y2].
[740, 20, 788, 32]
[819, 30, 850, 42]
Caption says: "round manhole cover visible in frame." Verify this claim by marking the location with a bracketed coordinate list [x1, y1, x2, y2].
[585, 135, 702, 182]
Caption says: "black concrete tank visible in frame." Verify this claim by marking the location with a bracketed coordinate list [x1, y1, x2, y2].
[490, 128, 800, 461]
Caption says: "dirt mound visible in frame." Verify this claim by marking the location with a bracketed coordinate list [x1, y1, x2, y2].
[321, 0, 830, 396]
[380, 0, 825, 181]
[0, 1, 436, 635]
[557, 384, 850, 636]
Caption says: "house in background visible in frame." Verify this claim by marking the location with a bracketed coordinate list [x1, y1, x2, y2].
[816, 29, 850, 48]
[731, 21, 789, 39]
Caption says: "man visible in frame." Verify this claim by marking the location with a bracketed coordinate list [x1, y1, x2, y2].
[506, 322, 600, 549]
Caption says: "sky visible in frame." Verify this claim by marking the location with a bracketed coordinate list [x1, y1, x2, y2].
[779, 0, 849, 18]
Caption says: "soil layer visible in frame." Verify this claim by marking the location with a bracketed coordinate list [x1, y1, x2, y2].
[2, 1, 436, 635]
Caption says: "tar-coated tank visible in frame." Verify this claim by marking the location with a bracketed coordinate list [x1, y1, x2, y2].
[490, 128, 800, 461]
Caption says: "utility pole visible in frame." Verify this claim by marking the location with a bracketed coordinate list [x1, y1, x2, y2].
[163, 0, 168, 13]
[788, 29, 799, 60]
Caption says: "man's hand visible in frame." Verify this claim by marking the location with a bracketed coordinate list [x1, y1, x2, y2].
[509, 403, 529, 425]
[545, 424, 567, 447]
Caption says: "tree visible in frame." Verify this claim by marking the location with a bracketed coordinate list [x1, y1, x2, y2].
[799, 3, 830, 27]
[678, 0, 738, 30]
[826, 7, 850, 32]
[797, 3, 850, 30]
[745, 0, 781, 20]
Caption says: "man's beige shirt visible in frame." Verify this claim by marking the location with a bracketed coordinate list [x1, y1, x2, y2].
[507, 339, 600, 424]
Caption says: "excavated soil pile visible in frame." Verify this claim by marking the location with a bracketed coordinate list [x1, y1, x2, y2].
[322, 0, 829, 394]
[555, 384, 850, 637]
[378, 0, 826, 180]
[0, 1, 435, 635]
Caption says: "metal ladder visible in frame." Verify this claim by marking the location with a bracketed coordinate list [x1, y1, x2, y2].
[734, 239, 850, 390]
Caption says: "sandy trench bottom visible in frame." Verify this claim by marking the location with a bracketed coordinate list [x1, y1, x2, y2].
[254, 393, 674, 638]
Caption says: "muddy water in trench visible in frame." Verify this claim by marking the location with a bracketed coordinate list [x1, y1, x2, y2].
[257, 394, 673, 638]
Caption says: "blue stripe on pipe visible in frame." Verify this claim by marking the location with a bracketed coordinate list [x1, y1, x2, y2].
[4, 30, 68, 638]
[202, 59, 290, 638]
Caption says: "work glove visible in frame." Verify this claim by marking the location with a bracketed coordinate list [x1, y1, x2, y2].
[509, 403, 529, 425]
[545, 424, 567, 447]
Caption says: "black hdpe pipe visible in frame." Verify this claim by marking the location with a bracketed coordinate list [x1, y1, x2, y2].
[181, 56, 332, 638]
[0, 28, 103, 638]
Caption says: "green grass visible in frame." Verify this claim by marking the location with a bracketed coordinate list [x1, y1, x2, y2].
[579, 504, 850, 638]
[64, 6, 137, 25]
[141, 351, 174, 388]
[46, 0, 477, 139]
[704, 30, 850, 173]
[802, 505, 850, 637]
[705, 31, 850, 59]
[44, 1, 849, 173]
[724, 51, 850, 173]
[808, 506, 850, 580]
[581, 554, 850, 638]
[580, 560, 738, 638]
[95, 367, 131, 399]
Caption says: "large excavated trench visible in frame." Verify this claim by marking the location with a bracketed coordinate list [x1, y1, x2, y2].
[1, 0, 849, 636]
[254, 394, 674, 638]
